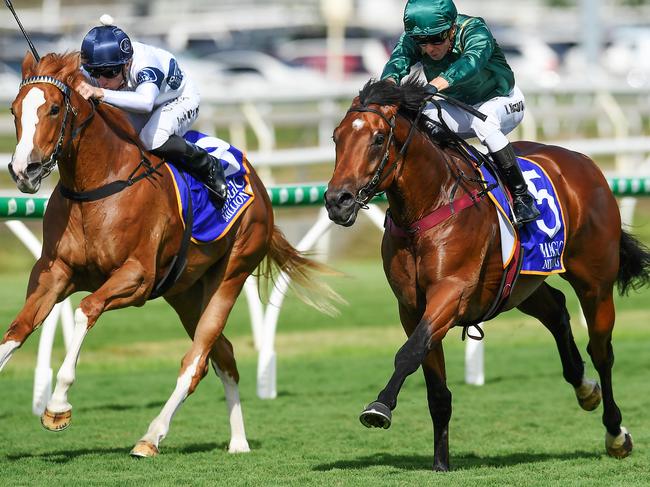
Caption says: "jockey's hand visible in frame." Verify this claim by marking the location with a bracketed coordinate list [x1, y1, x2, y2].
[77, 81, 104, 101]
[425, 84, 438, 97]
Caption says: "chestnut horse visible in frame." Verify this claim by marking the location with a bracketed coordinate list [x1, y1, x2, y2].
[0, 52, 336, 457]
[325, 79, 650, 470]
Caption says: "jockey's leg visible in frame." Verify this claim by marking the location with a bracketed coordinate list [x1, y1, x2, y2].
[152, 135, 228, 208]
[486, 135, 540, 225]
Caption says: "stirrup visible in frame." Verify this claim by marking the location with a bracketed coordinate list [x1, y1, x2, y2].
[512, 195, 540, 225]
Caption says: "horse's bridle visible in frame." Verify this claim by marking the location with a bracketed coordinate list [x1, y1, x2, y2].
[14, 75, 163, 202]
[13, 75, 94, 182]
[346, 103, 426, 206]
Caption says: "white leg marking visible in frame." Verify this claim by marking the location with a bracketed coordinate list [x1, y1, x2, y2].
[352, 118, 365, 131]
[606, 426, 630, 449]
[212, 361, 250, 453]
[139, 355, 201, 448]
[13, 87, 46, 174]
[575, 377, 598, 399]
[46, 308, 89, 413]
[0, 340, 20, 372]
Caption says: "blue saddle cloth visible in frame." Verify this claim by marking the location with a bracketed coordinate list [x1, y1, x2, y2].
[479, 156, 567, 274]
[165, 130, 254, 243]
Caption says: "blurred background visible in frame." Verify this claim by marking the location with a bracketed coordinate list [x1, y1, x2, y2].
[2, 5, 650, 471]
[2, 0, 650, 260]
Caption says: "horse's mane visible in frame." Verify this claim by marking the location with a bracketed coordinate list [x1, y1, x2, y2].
[357, 77, 447, 144]
[23, 52, 147, 152]
[358, 77, 431, 115]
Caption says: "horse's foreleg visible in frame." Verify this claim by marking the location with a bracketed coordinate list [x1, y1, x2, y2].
[360, 286, 459, 430]
[517, 282, 601, 411]
[132, 272, 248, 457]
[1, 258, 72, 372]
[422, 346, 452, 472]
[42, 260, 151, 432]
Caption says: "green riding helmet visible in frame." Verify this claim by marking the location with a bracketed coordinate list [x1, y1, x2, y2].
[403, 0, 458, 38]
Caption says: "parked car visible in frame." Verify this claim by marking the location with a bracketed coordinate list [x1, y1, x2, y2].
[178, 50, 331, 99]
[602, 26, 650, 88]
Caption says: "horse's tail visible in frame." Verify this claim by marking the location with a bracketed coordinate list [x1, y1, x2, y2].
[256, 226, 344, 315]
[617, 230, 650, 296]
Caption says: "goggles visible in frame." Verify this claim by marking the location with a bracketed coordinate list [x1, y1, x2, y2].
[411, 29, 453, 46]
[84, 65, 123, 79]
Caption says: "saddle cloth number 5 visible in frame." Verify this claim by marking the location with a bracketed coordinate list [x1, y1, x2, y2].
[523, 168, 561, 239]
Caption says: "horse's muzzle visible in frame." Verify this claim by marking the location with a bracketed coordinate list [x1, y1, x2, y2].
[8, 161, 43, 194]
[324, 188, 360, 227]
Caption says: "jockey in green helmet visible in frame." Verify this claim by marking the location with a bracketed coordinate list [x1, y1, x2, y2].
[382, 0, 540, 225]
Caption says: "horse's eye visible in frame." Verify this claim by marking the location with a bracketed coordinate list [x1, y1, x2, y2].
[9, 107, 15, 116]
[373, 133, 386, 146]
[50, 105, 60, 116]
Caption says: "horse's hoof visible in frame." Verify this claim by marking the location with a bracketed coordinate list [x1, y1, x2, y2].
[575, 379, 601, 411]
[130, 441, 159, 458]
[228, 438, 251, 454]
[433, 463, 450, 472]
[606, 427, 633, 459]
[41, 408, 72, 432]
[359, 401, 392, 429]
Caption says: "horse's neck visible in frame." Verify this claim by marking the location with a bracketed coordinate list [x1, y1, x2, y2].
[387, 134, 453, 226]
[58, 111, 143, 192]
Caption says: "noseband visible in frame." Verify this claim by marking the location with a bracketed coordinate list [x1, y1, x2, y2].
[17, 76, 95, 181]
[346, 102, 426, 206]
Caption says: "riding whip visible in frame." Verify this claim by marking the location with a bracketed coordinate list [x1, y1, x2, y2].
[4, 0, 41, 62]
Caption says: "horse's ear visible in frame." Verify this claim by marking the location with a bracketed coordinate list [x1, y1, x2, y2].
[351, 95, 361, 107]
[21, 52, 37, 78]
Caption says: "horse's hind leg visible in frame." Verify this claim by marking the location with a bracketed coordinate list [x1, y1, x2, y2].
[131, 270, 251, 457]
[574, 283, 632, 458]
[517, 282, 601, 410]
[164, 282, 249, 453]
[211, 336, 249, 453]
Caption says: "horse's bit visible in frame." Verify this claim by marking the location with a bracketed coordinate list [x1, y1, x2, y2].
[14, 76, 93, 182]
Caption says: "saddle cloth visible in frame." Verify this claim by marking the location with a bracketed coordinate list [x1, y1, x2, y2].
[165, 130, 255, 243]
[479, 156, 567, 275]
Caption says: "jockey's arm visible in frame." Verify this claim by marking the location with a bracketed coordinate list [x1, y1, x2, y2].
[77, 80, 159, 113]
[98, 83, 159, 113]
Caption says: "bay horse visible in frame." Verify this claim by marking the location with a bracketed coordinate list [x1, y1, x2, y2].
[0, 52, 337, 457]
[325, 78, 650, 470]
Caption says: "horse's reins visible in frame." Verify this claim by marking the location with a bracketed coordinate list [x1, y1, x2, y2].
[16, 75, 191, 299]
[16, 75, 163, 202]
[346, 103, 425, 207]
[351, 94, 519, 341]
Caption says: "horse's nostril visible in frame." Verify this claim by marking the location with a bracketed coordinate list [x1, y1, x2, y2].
[337, 191, 355, 207]
[26, 163, 42, 178]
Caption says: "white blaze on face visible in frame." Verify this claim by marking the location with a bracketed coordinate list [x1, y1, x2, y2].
[12, 87, 46, 174]
[352, 118, 365, 131]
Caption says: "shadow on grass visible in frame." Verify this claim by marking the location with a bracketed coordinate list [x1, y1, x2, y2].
[314, 450, 600, 472]
[4, 442, 227, 463]
[82, 400, 167, 412]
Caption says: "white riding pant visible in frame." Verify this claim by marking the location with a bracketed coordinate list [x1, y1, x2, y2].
[128, 79, 201, 150]
[423, 85, 525, 153]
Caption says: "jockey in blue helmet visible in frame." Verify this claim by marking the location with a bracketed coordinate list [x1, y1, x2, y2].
[78, 15, 227, 208]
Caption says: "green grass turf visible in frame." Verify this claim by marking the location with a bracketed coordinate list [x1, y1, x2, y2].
[1, 260, 650, 485]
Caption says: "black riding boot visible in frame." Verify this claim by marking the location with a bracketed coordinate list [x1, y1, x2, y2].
[491, 143, 540, 225]
[153, 135, 228, 208]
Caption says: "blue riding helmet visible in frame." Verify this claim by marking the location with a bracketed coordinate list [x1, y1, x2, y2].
[81, 25, 133, 68]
